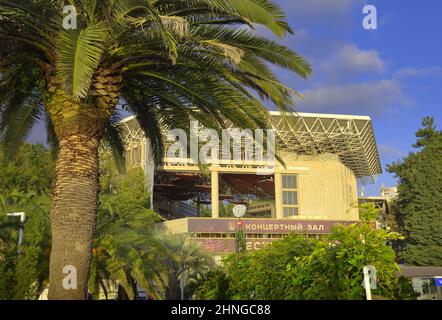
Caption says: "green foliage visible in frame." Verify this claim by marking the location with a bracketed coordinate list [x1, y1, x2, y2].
[193, 268, 231, 300]
[0, 144, 53, 299]
[359, 202, 380, 222]
[1, 0, 311, 166]
[0, 144, 54, 194]
[0, 193, 51, 300]
[0, 148, 211, 300]
[387, 117, 442, 266]
[196, 234, 317, 299]
[235, 229, 247, 254]
[0, 250, 17, 299]
[195, 223, 415, 300]
[90, 157, 163, 299]
[154, 231, 214, 300]
[0, 147, 164, 300]
[289, 224, 409, 300]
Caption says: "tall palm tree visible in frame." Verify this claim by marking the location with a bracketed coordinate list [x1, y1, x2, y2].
[0, 0, 311, 299]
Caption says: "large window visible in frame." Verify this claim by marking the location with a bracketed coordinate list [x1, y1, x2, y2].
[133, 146, 141, 163]
[126, 145, 142, 167]
[282, 175, 299, 217]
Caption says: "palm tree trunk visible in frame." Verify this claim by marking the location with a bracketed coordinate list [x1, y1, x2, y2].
[166, 271, 181, 300]
[48, 132, 101, 299]
[45, 73, 120, 300]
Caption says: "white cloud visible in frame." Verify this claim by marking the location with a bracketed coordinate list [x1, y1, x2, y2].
[299, 80, 410, 115]
[393, 66, 442, 80]
[320, 45, 385, 82]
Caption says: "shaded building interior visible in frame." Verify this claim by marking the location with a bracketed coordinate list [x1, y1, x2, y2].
[154, 172, 277, 220]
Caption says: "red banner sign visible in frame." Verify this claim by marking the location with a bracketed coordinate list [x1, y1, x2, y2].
[187, 218, 358, 235]
[191, 238, 276, 253]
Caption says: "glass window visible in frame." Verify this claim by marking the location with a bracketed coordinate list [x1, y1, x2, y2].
[282, 175, 299, 217]
[133, 147, 141, 163]
[283, 175, 297, 189]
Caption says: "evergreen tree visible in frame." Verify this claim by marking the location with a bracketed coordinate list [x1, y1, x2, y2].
[387, 117, 442, 266]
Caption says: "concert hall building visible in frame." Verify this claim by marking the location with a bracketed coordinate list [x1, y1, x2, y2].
[114, 111, 382, 254]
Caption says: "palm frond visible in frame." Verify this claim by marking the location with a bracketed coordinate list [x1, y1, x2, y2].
[56, 22, 109, 99]
[103, 117, 126, 173]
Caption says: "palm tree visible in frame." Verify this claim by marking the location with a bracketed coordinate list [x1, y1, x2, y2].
[154, 231, 213, 300]
[89, 214, 163, 300]
[0, 0, 311, 299]
[89, 170, 165, 300]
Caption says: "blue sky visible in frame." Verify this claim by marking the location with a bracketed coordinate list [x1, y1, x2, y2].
[28, 0, 442, 196]
[269, 0, 442, 195]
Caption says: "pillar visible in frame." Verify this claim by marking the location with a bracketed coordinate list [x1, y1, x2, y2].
[275, 172, 283, 219]
[211, 170, 219, 218]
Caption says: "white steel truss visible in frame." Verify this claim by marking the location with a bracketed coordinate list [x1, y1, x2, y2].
[112, 112, 382, 185]
[268, 112, 382, 184]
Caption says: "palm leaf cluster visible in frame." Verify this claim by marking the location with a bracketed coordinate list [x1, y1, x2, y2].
[89, 205, 164, 300]
[154, 231, 214, 300]
[0, 176, 213, 300]
[88, 165, 211, 300]
[0, 0, 311, 165]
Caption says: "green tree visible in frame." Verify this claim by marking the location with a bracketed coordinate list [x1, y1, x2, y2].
[192, 268, 231, 300]
[196, 234, 316, 300]
[289, 224, 411, 300]
[387, 117, 442, 266]
[359, 202, 380, 222]
[0, 144, 54, 195]
[0, 192, 51, 300]
[0, 143, 54, 299]
[155, 232, 213, 300]
[0, 0, 310, 299]
[195, 223, 415, 300]
[0, 149, 160, 300]
[89, 164, 162, 299]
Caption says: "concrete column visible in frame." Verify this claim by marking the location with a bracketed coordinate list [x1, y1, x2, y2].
[140, 141, 145, 168]
[274, 172, 283, 219]
[144, 139, 154, 209]
[211, 170, 219, 218]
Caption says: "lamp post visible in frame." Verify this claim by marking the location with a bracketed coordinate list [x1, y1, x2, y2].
[7, 212, 26, 250]
[180, 268, 186, 300]
[362, 265, 377, 300]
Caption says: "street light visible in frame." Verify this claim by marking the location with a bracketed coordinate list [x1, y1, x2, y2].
[362, 265, 377, 300]
[7, 212, 26, 249]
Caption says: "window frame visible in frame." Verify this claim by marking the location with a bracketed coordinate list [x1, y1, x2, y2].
[281, 174, 299, 217]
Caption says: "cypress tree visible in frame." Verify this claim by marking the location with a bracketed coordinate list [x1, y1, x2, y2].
[388, 117, 442, 266]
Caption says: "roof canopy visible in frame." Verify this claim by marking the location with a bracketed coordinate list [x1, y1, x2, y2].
[269, 112, 382, 184]
[117, 112, 382, 184]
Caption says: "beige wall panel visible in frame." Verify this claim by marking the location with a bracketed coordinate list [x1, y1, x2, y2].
[279, 153, 359, 221]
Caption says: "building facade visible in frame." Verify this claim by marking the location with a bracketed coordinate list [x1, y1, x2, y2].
[112, 112, 382, 254]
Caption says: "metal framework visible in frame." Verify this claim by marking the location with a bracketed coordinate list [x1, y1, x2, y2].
[269, 112, 382, 184]
[100, 115, 145, 154]
[112, 112, 382, 184]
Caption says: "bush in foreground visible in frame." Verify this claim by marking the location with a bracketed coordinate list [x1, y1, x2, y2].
[194, 222, 416, 300]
